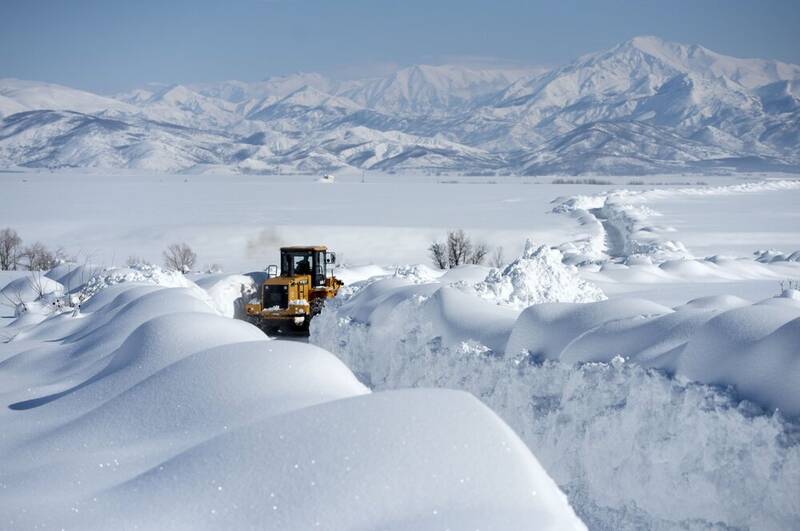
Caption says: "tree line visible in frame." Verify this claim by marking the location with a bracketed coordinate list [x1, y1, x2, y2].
[2, 227, 201, 273]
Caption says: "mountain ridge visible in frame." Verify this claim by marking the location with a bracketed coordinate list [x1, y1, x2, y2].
[1, 37, 799, 175]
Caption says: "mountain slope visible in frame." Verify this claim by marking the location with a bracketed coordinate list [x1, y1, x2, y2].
[0, 78, 138, 118]
[0, 37, 798, 174]
[339, 64, 537, 116]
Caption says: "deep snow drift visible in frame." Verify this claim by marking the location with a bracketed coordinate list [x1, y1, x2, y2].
[311, 240, 800, 530]
[0, 268, 585, 530]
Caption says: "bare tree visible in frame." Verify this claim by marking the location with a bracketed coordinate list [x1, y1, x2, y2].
[780, 279, 800, 292]
[447, 229, 472, 267]
[126, 255, 150, 267]
[163, 243, 196, 273]
[429, 241, 448, 269]
[469, 242, 489, 265]
[429, 230, 489, 269]
[490, 246, 505, 268]
[204, 263, 223, 274]
[22, 242, 58, 271]
[0, 228, 22, 270]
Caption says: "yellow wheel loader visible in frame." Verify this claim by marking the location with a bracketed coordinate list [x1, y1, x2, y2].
[245, 246, 343, 335]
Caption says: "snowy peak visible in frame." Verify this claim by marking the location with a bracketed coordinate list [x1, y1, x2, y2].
[147, 84, 199, 105]
[619, 35, 800, 89]
[0, 78, 138, 117]
[246, 85, 364, 125]
[500, 35, 800, 109]
[189, 72, 336, 103]
[341, 64, 535, 115]
[275, 85, 359, 110]
[1, 37, 799, 174]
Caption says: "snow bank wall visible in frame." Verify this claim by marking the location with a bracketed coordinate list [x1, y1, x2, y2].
[311, 277, 800, 530]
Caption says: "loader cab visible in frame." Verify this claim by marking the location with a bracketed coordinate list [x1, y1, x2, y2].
[279, 246, 335, 287]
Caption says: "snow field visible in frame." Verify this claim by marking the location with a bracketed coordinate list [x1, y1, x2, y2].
[0, 267, 585, 530]
[1, 173, 798, 529]
[553, 178, 800, 264]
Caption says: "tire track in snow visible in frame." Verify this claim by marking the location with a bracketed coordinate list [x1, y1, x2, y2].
[588, 207, 627, 258]
[552, 178, 800, 263]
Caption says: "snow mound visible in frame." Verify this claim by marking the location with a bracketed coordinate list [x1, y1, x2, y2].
[780, 288, 800, 301]
[45, 262, 104, 292]
[393, 263, 443, 283]
[475, 241, 606, 308]
[312, 277, 800, 529]
[506, 295, 800, 416]
[334, 264, 393, 285]
[676, 304, 800, 416]
[194, 273, 256, 318]
[89, 389, 585, 531]
[1, 270, 583, 529]
[0, 274, 63, 305]
[0, 274, 66, 330]
[78, 263, 203, 304]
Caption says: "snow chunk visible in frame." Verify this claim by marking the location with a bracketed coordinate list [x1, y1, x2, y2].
[194, 273, 256, 318]
[779, 289, 800, 301]
[78, 264, 202, 304]
[474, 241, 606, 309]
[393, 263, 443, 283]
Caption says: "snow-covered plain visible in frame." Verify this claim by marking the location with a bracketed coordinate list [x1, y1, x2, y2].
[2, 170, 799, 530]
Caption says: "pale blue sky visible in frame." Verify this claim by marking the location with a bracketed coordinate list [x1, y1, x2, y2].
[1, 0, 799, 93]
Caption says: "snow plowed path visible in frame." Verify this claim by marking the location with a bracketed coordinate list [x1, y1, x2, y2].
[553, 178, 800, 263]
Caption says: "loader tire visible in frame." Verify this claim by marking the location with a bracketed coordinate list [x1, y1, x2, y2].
[311, 298, 326, 317]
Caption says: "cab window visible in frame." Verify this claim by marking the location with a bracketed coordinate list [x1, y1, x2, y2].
[281, 251, 312, 276]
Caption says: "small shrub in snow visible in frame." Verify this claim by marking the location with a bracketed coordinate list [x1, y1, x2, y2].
[21, 242, 61, 271]
[779, 279, 800, 291]
[551, 178, 613, 185]
[393, 264, 441, 283]
[205, 263, 223, 274]
[429, 241, 448, 269]
[0, 227, 23, 270]
[490, 246, 505, 268]
[78, 263, 191, 303]
[470, 241, 489, 265]
[125, 255, 151, 267]
[429, 229, 489, 269]
[779, 280, 800, 299]
[447, 229, 471, 266]
[163, 242, 196, 273]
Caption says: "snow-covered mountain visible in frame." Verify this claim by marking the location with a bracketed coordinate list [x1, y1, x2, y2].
[1, 37, 799, 174]
[338, 64, 538, 116]
[0, 78, 138, 118]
